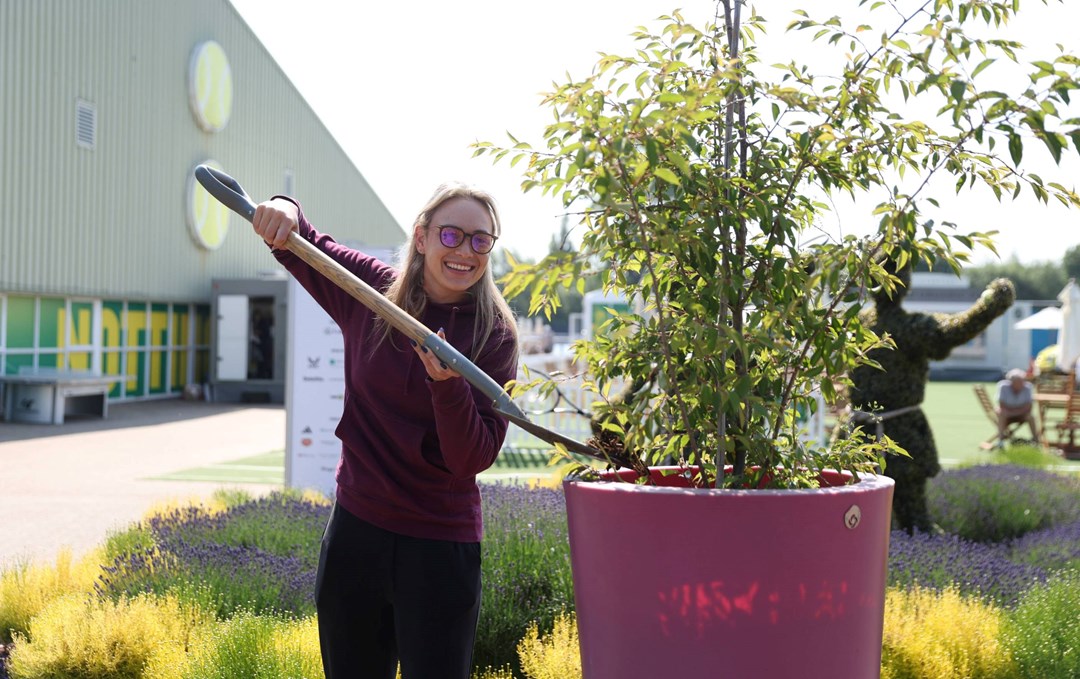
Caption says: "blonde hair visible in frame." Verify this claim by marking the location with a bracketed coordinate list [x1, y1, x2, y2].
[376, 182, 518, 370]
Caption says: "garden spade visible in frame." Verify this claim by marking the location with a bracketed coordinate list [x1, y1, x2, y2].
[194, 165, 606, 462]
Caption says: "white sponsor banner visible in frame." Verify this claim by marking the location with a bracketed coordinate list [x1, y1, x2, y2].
[284, 277, 345, 497]
[284, 248, 396, 497]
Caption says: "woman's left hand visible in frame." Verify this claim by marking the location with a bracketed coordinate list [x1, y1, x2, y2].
[412, 328, 462, 382]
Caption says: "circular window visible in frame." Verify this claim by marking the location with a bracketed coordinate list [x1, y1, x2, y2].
[187, 159, 230, 250]
[188, 40, 233, 132]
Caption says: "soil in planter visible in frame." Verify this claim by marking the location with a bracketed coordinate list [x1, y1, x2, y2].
[586, 432, 648, 475]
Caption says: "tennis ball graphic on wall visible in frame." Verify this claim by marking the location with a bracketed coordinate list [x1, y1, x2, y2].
[187, 159, 230, 250]
[188, 40, 233, 132]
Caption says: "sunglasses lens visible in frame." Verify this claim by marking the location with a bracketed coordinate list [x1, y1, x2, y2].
[439, 227, 464, 248]
[471, 234, 494, 254]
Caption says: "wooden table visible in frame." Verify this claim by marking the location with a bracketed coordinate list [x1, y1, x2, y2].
[1033, 391, 1071, 448]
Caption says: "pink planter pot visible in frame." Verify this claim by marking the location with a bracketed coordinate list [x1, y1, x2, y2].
[564, 468, 895, 679]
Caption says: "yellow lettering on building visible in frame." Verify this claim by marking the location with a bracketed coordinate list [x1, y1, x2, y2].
[150, 308, 169, 390]
[126, 308, 147, 391]
[102, 306, 122, 377]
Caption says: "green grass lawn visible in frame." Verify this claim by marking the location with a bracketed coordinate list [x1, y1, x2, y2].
[150, 450, 287, 484]
[923, 381, 1001, 467]
[900, 380, 1080, 471]
[154, 381, 1080, 486]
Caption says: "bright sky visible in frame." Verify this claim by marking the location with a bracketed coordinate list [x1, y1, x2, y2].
[228, 0, 1080, 266]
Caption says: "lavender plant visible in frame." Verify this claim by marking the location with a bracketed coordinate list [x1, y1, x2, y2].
[1005, 521, 1080, 574]
[887, 530, 1046, 608]
[474, 483, 574, 675]
[94, 484, 575, 674]
[7, 474, 1080, 677]
[148, 494, 327, 560]
[97, 492, 327, 619]
[927, 465, 1080, 543]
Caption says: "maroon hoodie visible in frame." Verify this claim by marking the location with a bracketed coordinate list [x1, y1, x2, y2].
[272, 203, 517, 543]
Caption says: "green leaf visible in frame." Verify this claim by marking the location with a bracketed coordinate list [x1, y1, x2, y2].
[668, 151, 691, 177]
[1008, 132, 1023, 166]
[971, 58, 994, 78]
[653, 167, 681, 185]
[950, 79, 966, 102]
[646, 137, 660, 167]
[1045, 133, 1065, 164]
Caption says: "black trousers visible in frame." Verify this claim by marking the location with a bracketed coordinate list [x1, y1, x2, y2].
[315, 503, 482, 679]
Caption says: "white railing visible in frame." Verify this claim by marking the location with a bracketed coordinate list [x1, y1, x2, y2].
[502, 371, 596, 455]
[499, 365, 827, 457]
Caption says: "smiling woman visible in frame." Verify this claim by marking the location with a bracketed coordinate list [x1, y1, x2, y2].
[250, 181, 519, 679]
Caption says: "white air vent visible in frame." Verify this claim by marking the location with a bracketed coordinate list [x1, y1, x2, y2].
[75, 99, 97, 149]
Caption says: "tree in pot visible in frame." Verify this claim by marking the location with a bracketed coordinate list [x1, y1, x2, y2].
[477, 1, 1080, 676]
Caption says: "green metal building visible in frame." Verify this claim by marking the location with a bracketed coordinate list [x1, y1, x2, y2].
[0, 0, 404, 404]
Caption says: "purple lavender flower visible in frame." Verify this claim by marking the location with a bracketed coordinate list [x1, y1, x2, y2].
[475, 482, 573, 673]
[928, 465, 1080, 543]
[1006, 520, 1080, 573]
[97, 491, 328, 617]
[888, 529, 1048, 607]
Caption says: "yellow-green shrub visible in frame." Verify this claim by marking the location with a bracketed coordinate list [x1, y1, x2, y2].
[0, 548, 105, 643]
[143, 611, 321, 679]
[148, 611, 511, 679]
[296, 488, 332, 507]
[7, 592, 208, 679]
[516, 612, 581, 679]
[881, 586, 1015, 679]
[1003, 573, 1080, 679]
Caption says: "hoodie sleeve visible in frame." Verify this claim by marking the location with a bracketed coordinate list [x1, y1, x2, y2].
[269, 197, 396, 326]
[426, 327, 518, 477]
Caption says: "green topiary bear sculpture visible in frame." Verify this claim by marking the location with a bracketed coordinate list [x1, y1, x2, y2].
[849, 263, 1015, 533]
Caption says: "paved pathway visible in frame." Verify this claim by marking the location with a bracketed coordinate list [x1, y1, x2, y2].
[0, 399, 285, 568]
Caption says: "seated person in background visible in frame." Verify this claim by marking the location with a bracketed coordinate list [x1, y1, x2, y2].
[996, 368, 1040, 448]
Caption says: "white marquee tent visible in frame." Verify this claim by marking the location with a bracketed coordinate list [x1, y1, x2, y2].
[1014, 306, 1063, 330]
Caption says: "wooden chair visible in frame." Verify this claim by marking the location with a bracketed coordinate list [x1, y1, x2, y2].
[973, 384, 1025, 449]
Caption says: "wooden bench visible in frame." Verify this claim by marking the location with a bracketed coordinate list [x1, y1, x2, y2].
[0, 369, 124, 424]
